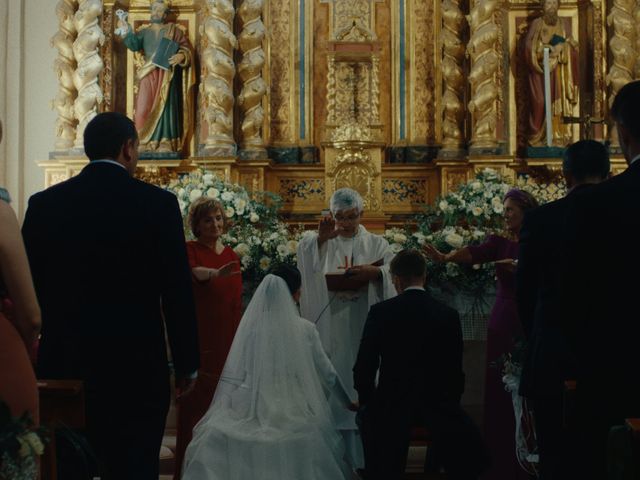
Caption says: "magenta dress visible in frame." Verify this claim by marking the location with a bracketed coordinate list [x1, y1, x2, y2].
[468, 235, 529, 480]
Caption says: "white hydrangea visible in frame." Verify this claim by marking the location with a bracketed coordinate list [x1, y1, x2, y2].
[221, 191, 234, 202]
[234, 243, 250, 257]
[189, 189, 202, 202]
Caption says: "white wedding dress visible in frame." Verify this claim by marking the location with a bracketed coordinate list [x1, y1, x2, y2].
[181, 274, 353, 480]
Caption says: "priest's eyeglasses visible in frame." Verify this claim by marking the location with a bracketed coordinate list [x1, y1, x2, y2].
[334, 212, 361, 223]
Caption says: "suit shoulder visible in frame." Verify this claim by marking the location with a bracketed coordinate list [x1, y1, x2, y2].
[131, 179, 179, 204]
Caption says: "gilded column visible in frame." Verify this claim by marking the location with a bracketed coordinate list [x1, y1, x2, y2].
[72, 0, 104, 150]
[238, 0, 267, 159]
[440, 0, 466, 154]
[200, 0, 237, 156]
[466, 0, 501, 151]
[51, 0, 78, 152]
[605, 0, 635, 146]
[635, 0, 640, 78]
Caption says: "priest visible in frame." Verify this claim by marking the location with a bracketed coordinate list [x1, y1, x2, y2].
[297, 188, 396, 470]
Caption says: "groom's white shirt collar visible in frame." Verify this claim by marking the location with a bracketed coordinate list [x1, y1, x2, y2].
[404, 286, 425, 292]
[91, 159, 127, 170]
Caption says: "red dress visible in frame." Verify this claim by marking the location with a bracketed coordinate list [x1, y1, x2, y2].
[174, 242, 242, 479]
[0, 298, 39, 423]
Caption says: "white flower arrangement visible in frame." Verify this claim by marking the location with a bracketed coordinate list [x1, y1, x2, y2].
[163, 168, 302, 281]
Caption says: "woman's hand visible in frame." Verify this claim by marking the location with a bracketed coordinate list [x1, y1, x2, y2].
[422, 244, 447, 263]
[214, 261, 240, 278]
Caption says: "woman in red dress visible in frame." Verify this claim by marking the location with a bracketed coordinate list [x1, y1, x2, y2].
[0, 121, 41, 430]
[174, 196, 242, 479]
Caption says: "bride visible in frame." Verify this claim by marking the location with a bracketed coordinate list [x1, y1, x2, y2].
[181, 265, 355, 480]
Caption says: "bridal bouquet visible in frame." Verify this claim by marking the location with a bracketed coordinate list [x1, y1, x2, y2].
[0, 401, 46, 480]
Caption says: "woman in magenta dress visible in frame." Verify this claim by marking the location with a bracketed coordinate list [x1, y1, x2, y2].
[174, 196, 242, 479]
[424, 189, 538, 480]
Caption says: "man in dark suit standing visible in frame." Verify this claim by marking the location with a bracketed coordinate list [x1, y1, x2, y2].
[353, 249, 489, 480]
[516, 140, 610, 480]
[561, 81, 640, 479]
[22, 112, 199, 480]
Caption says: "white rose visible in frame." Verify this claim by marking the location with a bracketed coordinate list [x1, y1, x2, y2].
[287, 240, 299, 255]
[393, 233, 407, 244]
[472, 229, 485, 239]
[249, 235, 261, 246]
[277, 244, 288, 258]
[471, 181, 482, 191]
[259, 256, 271, 270]
[178, 199, 187, 214]
[493, 203, 504, 214]
[221, 191, 234, 202]
[439, 200, 449, 212]
[189, 189, 203, 202]
[445, 262, 460, 277]
[269, 232, 279, 241]
[472, 206, 483, 216]
[241, 255, 252, 268]
[225, 206, 235, 218]
[234, 198, 247, 211]
[445, 233, 464, 249]
[234, 243, 250, 257]
[178, 188, 186, 197]
[250, 212, 259, 223]
[203, 173, 214, 186]
[472, 264, 481, 270]
[207, 187, 220, 199]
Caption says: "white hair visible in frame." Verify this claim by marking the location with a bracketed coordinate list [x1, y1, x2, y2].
[330, 188, 364, 214]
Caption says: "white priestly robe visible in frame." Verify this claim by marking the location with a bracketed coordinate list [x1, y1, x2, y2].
[297, 224, 397, 468]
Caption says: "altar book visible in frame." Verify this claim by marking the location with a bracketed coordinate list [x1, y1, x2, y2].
[151, 37, 179, 71]
[325, 259, 384, 292]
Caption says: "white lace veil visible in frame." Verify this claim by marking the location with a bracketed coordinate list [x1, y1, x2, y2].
[183, 274, 348, 480]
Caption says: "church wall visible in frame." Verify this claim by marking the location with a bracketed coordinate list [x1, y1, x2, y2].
[0, 0, 56, 218]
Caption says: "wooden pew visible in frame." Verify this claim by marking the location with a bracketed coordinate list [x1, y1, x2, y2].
[37, 380, 85, 480]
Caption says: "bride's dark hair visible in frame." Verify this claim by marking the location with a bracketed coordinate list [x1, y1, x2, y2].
[268, 264, 302, 295]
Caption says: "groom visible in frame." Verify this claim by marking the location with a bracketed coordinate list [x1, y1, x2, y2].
[354, 249, 489, 480]
[22, 112, 199, 480]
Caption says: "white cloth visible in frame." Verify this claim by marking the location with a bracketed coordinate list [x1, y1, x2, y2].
[297, 225, 397, 468]
[182, 275, 352, 480]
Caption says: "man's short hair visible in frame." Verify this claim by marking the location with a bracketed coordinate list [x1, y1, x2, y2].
[269, 264, 302, 295]
[611, 80, 640, 143]
[84, 112, 137, 161]
[330, 188, 364, 214]
[562, 140, 610, 181]
[390, 249, 427, 279]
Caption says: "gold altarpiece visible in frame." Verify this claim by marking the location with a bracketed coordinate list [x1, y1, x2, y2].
[42, 0, 629, 229]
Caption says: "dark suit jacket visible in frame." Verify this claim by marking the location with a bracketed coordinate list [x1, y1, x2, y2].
[22, 162, 199, 394]
[516, 187, 588, 398]
[353, 288, 464, 412]
[562, 160, 640, 411]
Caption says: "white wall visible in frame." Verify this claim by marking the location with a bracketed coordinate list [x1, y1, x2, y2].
[0, 0, 58, 218]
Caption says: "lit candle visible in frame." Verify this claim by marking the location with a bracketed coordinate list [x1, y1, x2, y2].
[543, 47, 553, 147]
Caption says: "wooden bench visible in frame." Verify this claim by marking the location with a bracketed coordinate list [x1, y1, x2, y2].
[38, 380, 85, 480]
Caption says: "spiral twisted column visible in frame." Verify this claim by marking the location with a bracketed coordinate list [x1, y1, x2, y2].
[440, 0, 467, 154]
[466, 0, 500, 151]
[606, 0, 635, 101]
[200, 0, 237, 156]
[51, 0, 78, 151]
[72, 0, 104, 150]
[238, 0, 267, 159]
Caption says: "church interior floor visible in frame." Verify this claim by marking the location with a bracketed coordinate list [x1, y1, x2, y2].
[158, 341, 486, 479]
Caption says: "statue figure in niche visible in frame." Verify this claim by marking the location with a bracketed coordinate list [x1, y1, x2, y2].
[523, 0, 579, 146]
[116, 0, 195, 156]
